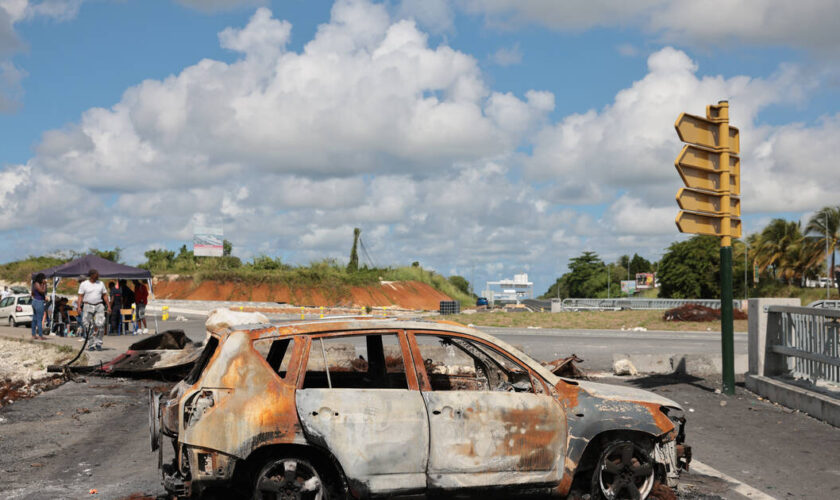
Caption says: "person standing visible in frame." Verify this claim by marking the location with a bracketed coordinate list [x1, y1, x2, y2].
[132, 280, 149, 334]
[119, 279, 135, 333]
[108, 281, 122, 335]
[1, 286, 10, 300]
[31, 273, 47, 340]
[77, 269, 110, 351]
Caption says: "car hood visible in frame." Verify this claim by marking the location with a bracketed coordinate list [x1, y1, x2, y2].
[567, 378, 683, 410]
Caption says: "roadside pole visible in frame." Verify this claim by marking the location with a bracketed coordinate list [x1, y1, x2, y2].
[674, 100, 741, 395]
[718, 105, 735, 395]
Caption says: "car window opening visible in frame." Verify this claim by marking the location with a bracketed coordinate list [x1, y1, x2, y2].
[415, 334, 533, 393]
[253, 337, 296, 380]
[185, 337, 218, 385]
[302, 334, 408, 390]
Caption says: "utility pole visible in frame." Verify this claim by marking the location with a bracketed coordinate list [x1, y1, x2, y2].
[827, 210, 831, 300]
[674, 101, 740, 395]
[607, 264, 611, 299]
[744, 242, 748, 302]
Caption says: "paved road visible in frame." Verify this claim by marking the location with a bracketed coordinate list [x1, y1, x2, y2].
[0, 317, 746, 372]
[1, 318, 837, 499]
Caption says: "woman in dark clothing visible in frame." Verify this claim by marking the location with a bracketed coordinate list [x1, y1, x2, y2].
[31, 273, 47, 340]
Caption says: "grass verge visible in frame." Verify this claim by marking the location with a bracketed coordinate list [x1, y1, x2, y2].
[445, 310, 748, 332]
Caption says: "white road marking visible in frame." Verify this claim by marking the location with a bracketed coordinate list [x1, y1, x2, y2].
[691, 459, 778, 500]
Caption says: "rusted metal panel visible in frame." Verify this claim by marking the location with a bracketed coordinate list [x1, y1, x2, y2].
[295, 389, 429, 494]
[423, 391, 566, 489]
[180, 331, 307, 459]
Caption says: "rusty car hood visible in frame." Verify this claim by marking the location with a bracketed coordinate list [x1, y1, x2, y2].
[567, 379, 683, 410]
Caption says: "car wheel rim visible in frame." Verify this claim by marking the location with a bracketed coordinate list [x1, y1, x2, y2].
[598, 442, 654, 500]
[256, 458, 324, 500]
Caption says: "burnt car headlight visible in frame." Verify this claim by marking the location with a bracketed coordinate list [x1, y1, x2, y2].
[660, 406, 691, 471]
[184, 389, 231, 429]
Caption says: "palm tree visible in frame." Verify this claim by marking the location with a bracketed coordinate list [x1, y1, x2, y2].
[754, 219, 808, 284]
[805, 206, 840, 286]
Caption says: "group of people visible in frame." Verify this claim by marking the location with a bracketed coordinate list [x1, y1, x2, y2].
[28, 269, 149, 350]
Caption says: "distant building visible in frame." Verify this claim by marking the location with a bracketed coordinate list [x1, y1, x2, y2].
[483, 273, 534, 305]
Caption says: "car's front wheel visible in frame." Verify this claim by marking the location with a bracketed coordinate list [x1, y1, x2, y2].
[252, 455, 340, 500]
[9, 316, 17, 328]
[591, 439, 656, 500]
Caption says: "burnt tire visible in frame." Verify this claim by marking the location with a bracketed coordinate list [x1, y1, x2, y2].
[251, 454, 344, 500]
[590, 439, 656, 500]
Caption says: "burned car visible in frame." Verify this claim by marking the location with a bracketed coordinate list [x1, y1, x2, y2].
[150, 318, 690, 499]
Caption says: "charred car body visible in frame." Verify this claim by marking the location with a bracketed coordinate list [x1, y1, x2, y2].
[150, 318, 690, 499]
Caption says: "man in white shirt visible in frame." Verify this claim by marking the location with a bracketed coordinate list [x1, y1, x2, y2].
[76, 269, 111, 351]
[0, 286, 10, 300]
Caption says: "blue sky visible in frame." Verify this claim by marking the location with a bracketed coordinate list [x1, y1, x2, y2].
[2, 0, 839, 294]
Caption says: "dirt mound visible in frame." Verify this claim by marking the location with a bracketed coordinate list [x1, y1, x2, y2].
[663, 304, 747, 322]
[152, 279, 451, 311]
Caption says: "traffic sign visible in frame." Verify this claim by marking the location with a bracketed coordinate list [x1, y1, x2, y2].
[675, 211, 742, 238]
[675, 113, 740, 154]
[675, 145, 740, 194]
[676, 188, 741, 216]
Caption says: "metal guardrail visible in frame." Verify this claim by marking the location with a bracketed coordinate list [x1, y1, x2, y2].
[766, 305, 840, 384]
[807, 300, 840, 310]
[554, 298, 740, 311]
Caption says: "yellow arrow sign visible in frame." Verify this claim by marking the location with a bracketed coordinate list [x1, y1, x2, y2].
[676, 188, 741, 216]
[675, 113, 740, 154]
[676, 211, 742, 237]
[675, 145, 740, 194]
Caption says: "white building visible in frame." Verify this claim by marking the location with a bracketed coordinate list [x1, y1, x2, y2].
[483, 273, 534, 305]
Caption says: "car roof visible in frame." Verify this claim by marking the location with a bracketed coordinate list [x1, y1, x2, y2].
[224, 317, 560, 384]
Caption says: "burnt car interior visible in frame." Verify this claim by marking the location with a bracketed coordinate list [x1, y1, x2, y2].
[415, 334, 534, 393]
[253, 337, 296, 380]
[301, 333, 408, 389]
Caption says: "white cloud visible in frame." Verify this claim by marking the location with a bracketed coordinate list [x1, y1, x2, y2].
[4, 1, 840, 295]
[458, 0, 840, 51]
[526, 47, 819, 210]
[490, 43, 521, 66]
[396, 0, 454, 34]
[26, 1, 551, 192]
[0, 0, 85, 110]
[175, 0, 266, 12]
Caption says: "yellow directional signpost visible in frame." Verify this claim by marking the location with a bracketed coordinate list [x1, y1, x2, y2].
[674, 101, 739, 394]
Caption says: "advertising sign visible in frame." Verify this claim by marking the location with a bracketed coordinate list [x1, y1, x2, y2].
[635, 272, 656, 289]
[193, 225, 223, 257]
[621, 280, 636, 295]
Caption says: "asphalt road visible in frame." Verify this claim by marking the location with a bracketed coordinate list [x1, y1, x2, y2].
[129, 317, 746, 372]
[1, 317, 830, 500]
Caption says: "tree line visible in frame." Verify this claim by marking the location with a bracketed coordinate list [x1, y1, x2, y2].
[542, 206, 840, 300]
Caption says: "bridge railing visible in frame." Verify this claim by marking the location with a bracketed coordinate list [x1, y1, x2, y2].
[765, 305, 840, 384]
[807, 300, 840, 310]
[552, 298, 740, 311]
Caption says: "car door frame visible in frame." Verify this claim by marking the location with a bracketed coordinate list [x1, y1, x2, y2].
[406, 330, 568, 491]
[294, 329, 430, 496]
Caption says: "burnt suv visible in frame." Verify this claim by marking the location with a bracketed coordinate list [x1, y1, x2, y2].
[150, 317, 690, 499]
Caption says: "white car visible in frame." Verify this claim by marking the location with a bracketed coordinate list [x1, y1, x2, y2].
[0, 294, 34, 327]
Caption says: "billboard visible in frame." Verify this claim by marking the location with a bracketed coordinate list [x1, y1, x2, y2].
[635, 272, 656, 289]
[621, 280, 637, 295]
[193, 225, 223, 257]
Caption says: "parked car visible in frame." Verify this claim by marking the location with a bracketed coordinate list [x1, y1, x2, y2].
[150, 318, 690, 499]
[0, 294, 33, 327]
[476, 296, 489, 307]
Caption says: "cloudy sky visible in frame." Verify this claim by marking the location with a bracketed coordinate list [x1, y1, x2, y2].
[2, 0, 839, 294]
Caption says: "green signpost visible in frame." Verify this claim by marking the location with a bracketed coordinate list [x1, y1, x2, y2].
[674, 101, 740, 395]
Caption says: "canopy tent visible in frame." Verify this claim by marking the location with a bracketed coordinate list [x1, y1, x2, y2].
[33, 254, 151, 280]
[32, 254, 157, 334]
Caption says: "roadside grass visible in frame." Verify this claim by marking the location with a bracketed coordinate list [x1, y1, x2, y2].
[445, 310, 748, 333]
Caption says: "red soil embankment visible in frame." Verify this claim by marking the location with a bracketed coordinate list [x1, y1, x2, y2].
[152, 279, 451, 311]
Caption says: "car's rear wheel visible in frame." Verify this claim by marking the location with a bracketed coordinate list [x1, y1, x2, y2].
[252, 455, 338, 500]
[591, 439, 656, 500]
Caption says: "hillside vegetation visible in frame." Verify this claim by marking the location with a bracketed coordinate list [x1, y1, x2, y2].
[0, 249, 475, 307]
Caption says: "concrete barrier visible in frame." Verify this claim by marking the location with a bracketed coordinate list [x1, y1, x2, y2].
[612, 353, 748, 377]
[747, 297, 799, 376]
[746, 374, 840, 428]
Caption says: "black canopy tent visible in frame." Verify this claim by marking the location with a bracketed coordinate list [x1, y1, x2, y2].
[32, 254, 156, 333]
